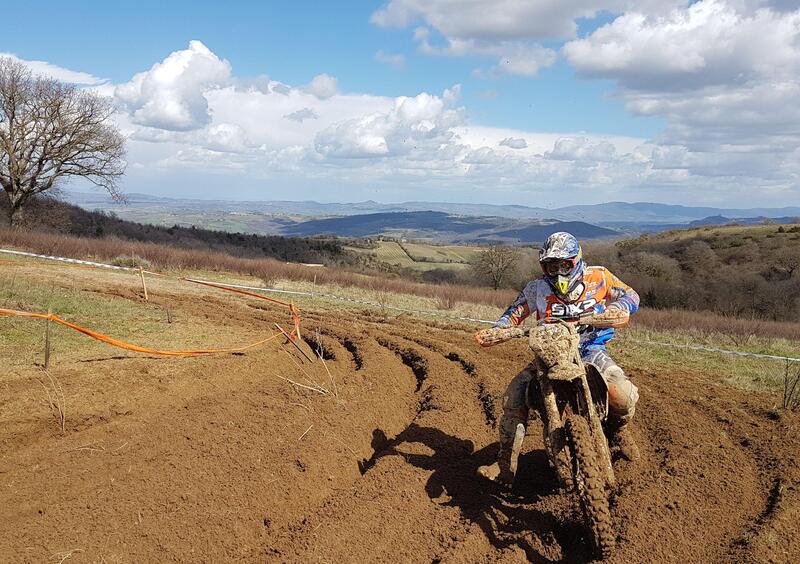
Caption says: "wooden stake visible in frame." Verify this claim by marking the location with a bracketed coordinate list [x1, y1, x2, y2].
[292, 303, 302, 343]
[139, 266, 148, 301]
[275, 323, 314, 362]
[44, 308, 52, 370]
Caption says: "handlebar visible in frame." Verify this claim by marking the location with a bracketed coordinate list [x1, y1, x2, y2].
[474, 309, 629, 347]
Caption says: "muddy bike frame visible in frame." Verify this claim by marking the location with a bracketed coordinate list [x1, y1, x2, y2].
[481, 315, 621, 558]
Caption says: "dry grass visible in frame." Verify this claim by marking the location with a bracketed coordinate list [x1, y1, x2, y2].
[0, 227, 515, 308]
[36, 370, 65, 433]
[633, 307, 800, 343]
[783, 361, 800, 411]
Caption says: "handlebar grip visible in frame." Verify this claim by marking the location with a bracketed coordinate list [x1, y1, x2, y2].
[474, 326, 528, 347]
[587, 308, 630, 328]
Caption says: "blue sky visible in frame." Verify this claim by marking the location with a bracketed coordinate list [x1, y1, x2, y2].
[2, 1, 799, 207]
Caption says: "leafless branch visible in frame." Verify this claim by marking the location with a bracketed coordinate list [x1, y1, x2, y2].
[1, 57, 126, 227]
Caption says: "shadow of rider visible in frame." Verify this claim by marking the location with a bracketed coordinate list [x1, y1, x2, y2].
[359, 424, 590, 564]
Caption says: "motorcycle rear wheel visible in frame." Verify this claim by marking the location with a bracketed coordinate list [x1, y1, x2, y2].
[565, 415, 615, 560]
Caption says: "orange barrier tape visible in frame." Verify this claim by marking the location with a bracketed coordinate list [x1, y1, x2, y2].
[182, 277, 302, 339]
[0, 251, 304, 349]
[182, 277, 294, 307]
[0, 308, 282, 357]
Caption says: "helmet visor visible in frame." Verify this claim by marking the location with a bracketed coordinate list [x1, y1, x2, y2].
[542, 258, 576, 276]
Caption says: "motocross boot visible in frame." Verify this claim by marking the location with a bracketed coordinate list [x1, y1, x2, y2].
[477, 455, 514, 487]
[478, 422, 526, 487]
[609, 423, 640, 462]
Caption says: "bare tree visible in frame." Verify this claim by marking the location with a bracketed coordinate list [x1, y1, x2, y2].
[0, 57, 125, 227]
[473, 245, 519, 290]
[775, 246, 800, 278]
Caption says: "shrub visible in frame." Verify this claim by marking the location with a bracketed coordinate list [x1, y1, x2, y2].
[110, 255, 152, 269]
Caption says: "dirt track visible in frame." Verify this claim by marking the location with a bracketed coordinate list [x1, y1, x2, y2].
[1, 269, 798, 563]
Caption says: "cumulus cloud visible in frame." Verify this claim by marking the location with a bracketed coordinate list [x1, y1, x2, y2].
[102, 37, 799, 206]
[284, 108, 319, 122]
[417, 34, 558, 77]
[305, 73, 338, 99]
[561, 0, 800, 188]
[375, 50, 406, 68]
[564, 1, 800, 90]
[314, 87, 463, 158]
[370, 1, 685, 76]
[114, 40, 231, 131]
[499, 137, 527, 149]
[546, 137, 617, 162]
[370, 0, 678, 41]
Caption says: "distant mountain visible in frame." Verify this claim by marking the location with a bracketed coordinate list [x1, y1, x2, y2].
[493, 221, 617, 242]
[282, 211, 614, 243]
[687, 215, 800, 227]
[550, 202, 800, 224]
[64, 192, 800, 234]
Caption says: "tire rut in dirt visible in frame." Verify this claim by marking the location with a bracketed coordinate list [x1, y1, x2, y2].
[377, 337, 429, 391]
[308, 326, 365, 371]
[270, 332, 531, 562]
[300, 333, 336, 360]
[381, 327, 499, 429]
[607, 368, 777, 563]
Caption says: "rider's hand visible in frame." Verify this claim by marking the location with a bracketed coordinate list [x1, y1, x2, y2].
[591, 306, 630, 328]
[475, 328, 501, 347]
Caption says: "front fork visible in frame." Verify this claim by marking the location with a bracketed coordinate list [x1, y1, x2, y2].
[537, 374, 573, 487]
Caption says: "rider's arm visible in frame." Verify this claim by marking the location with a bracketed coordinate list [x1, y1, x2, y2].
[603, 269, 640, 314]
[495, 289, 532, 328]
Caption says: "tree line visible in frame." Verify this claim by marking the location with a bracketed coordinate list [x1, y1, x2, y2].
[0, 194, 363, 267]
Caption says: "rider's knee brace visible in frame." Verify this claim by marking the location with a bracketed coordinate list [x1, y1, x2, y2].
[604, 365, 638, 424]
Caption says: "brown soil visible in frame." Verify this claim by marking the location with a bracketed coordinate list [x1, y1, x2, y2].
[1, 266, 799, 563]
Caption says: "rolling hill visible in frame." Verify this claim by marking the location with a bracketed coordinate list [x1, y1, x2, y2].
[281, 211, 617, 242]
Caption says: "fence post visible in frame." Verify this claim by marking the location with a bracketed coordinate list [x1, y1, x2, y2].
[139, 267, 149, 301]
[44, 308, 52, 369]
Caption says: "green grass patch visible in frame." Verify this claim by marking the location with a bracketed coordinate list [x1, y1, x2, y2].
[0, 268, 200, 367]
[614, 325, 799, 394]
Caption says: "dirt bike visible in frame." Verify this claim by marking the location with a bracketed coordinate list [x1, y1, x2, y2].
[476, 311, 629, 560]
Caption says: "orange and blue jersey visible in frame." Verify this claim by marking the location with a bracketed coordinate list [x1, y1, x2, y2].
[495, 266, 639, 353]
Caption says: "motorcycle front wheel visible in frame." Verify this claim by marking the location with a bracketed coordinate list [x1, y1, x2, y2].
[565, 415, 615, 560]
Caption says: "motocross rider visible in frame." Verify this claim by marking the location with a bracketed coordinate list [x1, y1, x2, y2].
[477, 232, 640, 486]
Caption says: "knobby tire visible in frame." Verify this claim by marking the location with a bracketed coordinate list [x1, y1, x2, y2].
[565, 415, 615, 559]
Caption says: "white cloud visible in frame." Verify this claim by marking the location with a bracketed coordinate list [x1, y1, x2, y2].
[499, 137, 527, 149]
[114, 40, 232, 131]
[103, 38, 799, 206]
[370, 1, 685, 77]
[375, 50, 406, 68]
[417, 35, 558, 77]
[371, 0, 672, 41]
[305, 73, 338, 99]
[284, 108, 319, 122]
[564, 1, 800, 90]
[0, 52, 106, 85]
[314, 87, 463, 158]
[546, 137, 617, 162]
[561, 0, 800, 193]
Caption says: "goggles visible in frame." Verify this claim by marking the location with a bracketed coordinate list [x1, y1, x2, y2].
[541, 258, 576, 276]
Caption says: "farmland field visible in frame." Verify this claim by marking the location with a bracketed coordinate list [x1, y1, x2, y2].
[347, 240, 479, 271]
